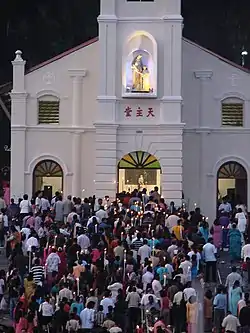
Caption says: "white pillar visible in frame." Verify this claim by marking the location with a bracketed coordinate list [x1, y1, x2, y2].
[10, 51, 27, 200]
[71, 132, 81, 197]
[69, 70, 86, 197]
[194, 71, 213, 211]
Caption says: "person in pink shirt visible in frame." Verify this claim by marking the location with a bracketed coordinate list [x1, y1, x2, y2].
[3, 183, 10, 206]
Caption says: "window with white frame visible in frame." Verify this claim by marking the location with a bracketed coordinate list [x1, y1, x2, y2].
[38, 95, 60, 124]
[221, 97, 244, 127]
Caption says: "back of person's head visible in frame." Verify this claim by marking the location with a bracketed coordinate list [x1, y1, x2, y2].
[23, 194, 28, 200]
[232, 266, 237, 272]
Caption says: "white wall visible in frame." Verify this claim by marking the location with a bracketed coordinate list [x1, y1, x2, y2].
[182, 39, 250, 221]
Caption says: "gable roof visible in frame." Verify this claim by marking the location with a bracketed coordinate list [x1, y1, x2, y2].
[26, 37, 98, 74]
[1, 35, 249, 89]
[183, 38, 250, 74]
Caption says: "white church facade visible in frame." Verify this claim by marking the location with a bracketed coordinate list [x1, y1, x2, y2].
[10, 0, 250, 221]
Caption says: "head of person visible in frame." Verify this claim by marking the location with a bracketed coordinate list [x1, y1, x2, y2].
[23, 194, 28, 200]
[232, 266, 237, 273]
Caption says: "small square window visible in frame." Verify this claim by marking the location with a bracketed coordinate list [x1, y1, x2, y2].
[38, 100, 60, 124]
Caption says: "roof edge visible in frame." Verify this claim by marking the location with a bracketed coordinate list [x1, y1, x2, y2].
[26, 37, 99, 74]
[183, 37, 250, 74]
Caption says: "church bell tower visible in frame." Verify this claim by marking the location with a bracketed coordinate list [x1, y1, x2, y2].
[95, 0, 184, 205]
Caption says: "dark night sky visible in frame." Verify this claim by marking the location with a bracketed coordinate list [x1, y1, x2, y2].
[0, 0, 250, 84]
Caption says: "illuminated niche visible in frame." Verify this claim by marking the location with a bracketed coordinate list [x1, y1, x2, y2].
[122, 31, 157, 98]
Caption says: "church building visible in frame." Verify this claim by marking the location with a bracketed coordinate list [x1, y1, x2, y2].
[10, 0, 250, 220]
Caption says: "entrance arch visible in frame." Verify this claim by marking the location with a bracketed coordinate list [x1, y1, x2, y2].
[33, 159, 63, 200]
[217, 161, 247, 207]
[117, 151, 161, 193]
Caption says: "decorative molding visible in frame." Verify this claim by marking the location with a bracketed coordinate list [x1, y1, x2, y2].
[68, 69, 87, 77]
[97, 96, 117, 102]
[43, 72, 55, 85]
[25, 154, 71, 176]
[214, 91, 248, 101]
[194, 70, 213, 80]
[11, 125, 95, 133]
[162, 15, 183, 23]
[36, 89, 60, 99]
[211, 156, 250, 177]
[161, 96, 183, 103]
[10, 92, 28, 99]
[97, 15, 117, 23]
[184, 127, 250, 134]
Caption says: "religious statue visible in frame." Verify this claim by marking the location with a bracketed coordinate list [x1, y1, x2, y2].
[131, 55, 151, 92]
[138, 174, 144, 189]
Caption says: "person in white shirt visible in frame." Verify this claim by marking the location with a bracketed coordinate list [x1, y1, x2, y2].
[138, 240, 151, 264]
[165, 214, 179, 232]
[19, 194, 31, 216]
[35, 191, 42, 213]
[235, 208, 247, 244]
[21, 225, 31, 254]
[107, 279, 123, 302]
[167, 240, 178, 259]
[39, 297, 54, 326]
[202, 237, 217, 283]
[241, 242, 250, 262]
[152, 276, 162, 299]
[58, 284, 73, 302]
[77, 231, 90, 251]
[183, 282, 197, 302]
[80, 301, 95, 329]
[46, 248, 61, 274]
[95, 206, 108, 221]
[221, 312, 240, 333]
[179, 255, 192, 284]
[41, 196, 50, 213]
[142, 266, 154, 291]
[26, 234, 39, 252]
[100, 292, 115, 315]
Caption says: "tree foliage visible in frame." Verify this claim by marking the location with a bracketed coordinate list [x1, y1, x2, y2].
[0, 0, 250, 84]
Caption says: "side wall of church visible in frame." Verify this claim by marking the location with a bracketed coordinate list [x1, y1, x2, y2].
[182, 40, 250, 221]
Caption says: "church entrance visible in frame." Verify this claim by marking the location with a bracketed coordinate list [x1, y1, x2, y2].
[33, 160, 63, 200]
[217, 161, 247, 208]
[117, 151, 161, 194]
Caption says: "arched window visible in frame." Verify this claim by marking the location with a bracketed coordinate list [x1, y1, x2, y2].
[38, 95, 60, 124]
[221, 97, 243, 127]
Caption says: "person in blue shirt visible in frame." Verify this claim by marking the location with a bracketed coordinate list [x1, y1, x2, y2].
[213, 286, 227, 333]
[70, 295, 84, 316]
[156, 263, 168, 284]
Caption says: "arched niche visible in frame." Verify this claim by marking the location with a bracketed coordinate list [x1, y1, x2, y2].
[122, 31, 157, 98]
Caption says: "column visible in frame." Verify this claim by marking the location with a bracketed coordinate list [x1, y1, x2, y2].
[71, 132, 81, 197]
[10, 50, 27, 200]
[194, 71, 213, 209]
[94, 124, 118, 199]
[69, 70, 86, 197]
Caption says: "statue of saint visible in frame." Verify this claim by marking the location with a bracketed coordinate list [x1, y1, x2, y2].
[131, 55, 150, 92]
[138, 174, 144, 189]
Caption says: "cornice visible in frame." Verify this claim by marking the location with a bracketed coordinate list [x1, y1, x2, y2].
[194, 70, 213, 80]
[68, 69, 87, 77]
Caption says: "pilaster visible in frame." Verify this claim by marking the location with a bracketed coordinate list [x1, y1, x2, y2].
[71, 132, 81, 197]
[10, 50, 27, 199]
[94, 124, 118, 199]
[194, 70, 213, 210]
[69, 69, 86, 196]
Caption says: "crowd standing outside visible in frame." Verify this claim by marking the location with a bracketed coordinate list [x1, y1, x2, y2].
[0, 189, 248, 332]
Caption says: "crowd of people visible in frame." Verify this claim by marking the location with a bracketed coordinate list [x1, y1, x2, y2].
[0, 189, 249, 332]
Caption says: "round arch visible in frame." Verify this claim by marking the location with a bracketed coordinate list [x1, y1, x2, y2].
[32, 159, 63, 200]
[117, 151, 161, 193]
[217, 160, 248, 209]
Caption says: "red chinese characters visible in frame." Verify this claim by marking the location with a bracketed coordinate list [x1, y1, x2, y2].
[136, 107, 143, 117]
[124, 106, 132, 117]
[146, 107, 155, 117]
[124, 106, 155, 118]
